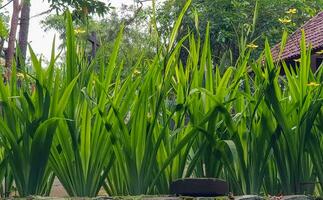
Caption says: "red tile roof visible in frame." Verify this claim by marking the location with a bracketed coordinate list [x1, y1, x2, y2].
[271, 11, 323, 61]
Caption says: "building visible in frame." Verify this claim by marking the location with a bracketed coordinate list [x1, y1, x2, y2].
[271, 11, 323, 71]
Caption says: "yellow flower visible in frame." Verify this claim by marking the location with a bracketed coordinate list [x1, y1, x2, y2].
[147, 112, 152, 120]
[307, 82, 320, 87]
[74, 28, 86, 34]
[133, 69, 141, 75]
[17, 73, 25, 78]
[279, 18, 292, 24]
[316, 50, 323, 55]
[294, 58, 301, 62]
[247, 43, 258, 49]
[0, 58, 5, 66]
[286, 8, 297, 14]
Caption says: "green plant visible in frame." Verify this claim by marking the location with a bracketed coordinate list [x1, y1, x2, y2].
[0, 41, 78, 196]
[260, 32, 322, 194]
[1, 3, 323, 197]
[48, 11, 116, 197]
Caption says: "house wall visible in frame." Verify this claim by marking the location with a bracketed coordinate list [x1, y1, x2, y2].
[311, 55, 317, 71]
[312, 53, 323, 70]
[283, 54, 320, 74]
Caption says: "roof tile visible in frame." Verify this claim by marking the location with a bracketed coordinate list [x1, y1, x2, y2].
[271, 11, 323, 60]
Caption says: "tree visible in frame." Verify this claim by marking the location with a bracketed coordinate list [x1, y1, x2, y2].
[5, 0, 22, 70]
[5, 0, 111, 72]
[0, 1, 9, 60]
[42, 3, 156, 74]
[17, 0, 30, 68]
[156, 0, 323, 63]
[46, 0, 111, 20]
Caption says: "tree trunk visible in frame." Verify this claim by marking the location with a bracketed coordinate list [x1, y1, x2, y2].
[18, 0, 30, 69]
[0, 38, 4, 56]
[5, 0, 21, 72]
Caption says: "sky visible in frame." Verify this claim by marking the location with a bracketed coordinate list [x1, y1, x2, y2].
[2, 0, 151, 59]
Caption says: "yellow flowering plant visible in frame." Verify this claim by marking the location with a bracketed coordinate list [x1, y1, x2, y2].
[247, 43, 259, 49]
[74, 28, 86, 34]
[306, 82, 320, 87]
[279, 18, 292, 24]
[286, 8, 297, 14]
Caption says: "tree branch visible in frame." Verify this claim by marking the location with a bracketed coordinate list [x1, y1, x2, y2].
[0, 0, 14, 9]
[123, 2, 143, 27]
[30, 7, 54, 19]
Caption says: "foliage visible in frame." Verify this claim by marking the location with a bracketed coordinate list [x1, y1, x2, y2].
[0, 0, 8, 37]
[156, 0, 323, 61]
[48, 12, 116, 197]
[42, 4, 157, 75]
[0, 1, 322, 198]
[0, 0, 9, 60]
[0, 38, 78, 196]
[46, 0, 112, 20]
[0, 17, 8, 39]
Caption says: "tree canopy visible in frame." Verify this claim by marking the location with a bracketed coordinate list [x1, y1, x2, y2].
[156, 0, 323, 62]
[46, 0, 112, 18]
